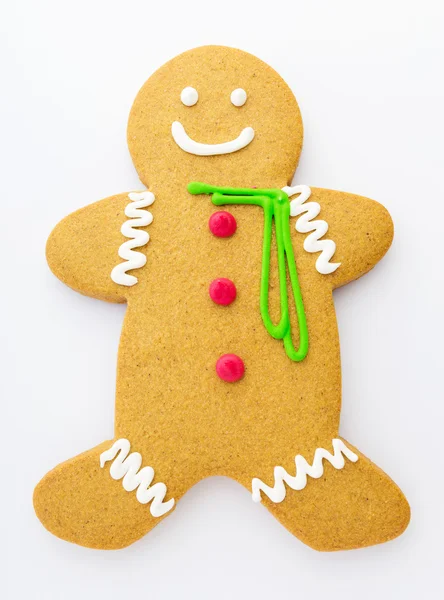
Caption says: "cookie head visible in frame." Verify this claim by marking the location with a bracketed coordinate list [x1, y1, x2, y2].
[128, 46, 303, 187]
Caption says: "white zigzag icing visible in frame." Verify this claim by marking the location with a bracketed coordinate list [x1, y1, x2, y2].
[283, 184, 340, 275]
[251, 439, 358, 503]
[110, 191, 155, 287]
[100, 438, 175, 517]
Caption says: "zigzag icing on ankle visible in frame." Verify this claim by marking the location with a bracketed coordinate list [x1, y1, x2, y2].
[251, 439, 358, 504]
[100, 438, 175, 517]
[283, 185, 341, 275]
[110, 191, 155, 287]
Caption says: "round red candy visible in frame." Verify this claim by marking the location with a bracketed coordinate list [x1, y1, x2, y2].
[209, 278, 237, 306]
[216, 354, 245, 382]
[209, 211, 237, 237]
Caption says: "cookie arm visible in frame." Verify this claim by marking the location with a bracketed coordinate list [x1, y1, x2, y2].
[46, 193, 140, 303]
[300, 187, 394, 289]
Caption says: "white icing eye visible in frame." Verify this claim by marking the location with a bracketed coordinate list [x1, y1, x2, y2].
[230, 88, 247, 107]
[181, 87, 198, 107]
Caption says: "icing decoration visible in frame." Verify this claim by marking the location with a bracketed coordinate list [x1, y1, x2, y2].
[180, 86, 198, 107]
[230, 88, 247, 107]
[100, 439, 175, 517]
[110, 191, 154, 287]
[209, 211, 237, 237]
[209, 278, 237, 306]
[189, 182, 308, 362]
[252, 439, 358, 504]
[284, 185, 340, 275]
[171, 121, 254, 156]
[216, 354, 245, 382]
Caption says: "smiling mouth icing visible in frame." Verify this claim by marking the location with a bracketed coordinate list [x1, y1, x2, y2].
[171, 121, 255, 156]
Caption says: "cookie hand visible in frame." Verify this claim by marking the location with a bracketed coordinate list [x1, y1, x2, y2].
[300, 187, 394, 289]
[46, 192, 151, 302]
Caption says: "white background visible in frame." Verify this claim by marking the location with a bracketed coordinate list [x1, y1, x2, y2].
[2, 0, 443, 598]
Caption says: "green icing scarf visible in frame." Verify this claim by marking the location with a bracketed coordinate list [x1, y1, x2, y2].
[188, 182, 308, 362]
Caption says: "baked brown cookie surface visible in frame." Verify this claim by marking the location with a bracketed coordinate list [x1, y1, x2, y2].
[34, 46, 409, 551]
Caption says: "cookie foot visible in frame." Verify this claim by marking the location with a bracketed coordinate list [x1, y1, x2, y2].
[33, 439, 176, 549]
[248, 438, 410, 551]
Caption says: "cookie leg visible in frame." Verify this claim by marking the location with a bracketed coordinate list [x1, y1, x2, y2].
[248, 438, 410, 551]
[33, 439, 179, 549]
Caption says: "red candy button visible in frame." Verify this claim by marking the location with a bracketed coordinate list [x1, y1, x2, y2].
[209, 211, 237, 237]
[216, 354, 245, 382]
[209, 278, 237, 306]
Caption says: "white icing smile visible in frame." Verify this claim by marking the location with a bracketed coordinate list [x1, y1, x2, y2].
[171, 121, 255, 156]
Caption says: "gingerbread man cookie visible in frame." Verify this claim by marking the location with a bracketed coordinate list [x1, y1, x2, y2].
[34, 46, 410, 551]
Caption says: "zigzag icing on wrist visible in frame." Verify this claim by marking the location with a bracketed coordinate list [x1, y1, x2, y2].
[111, 191, 154, 286]
[284, 185, 340, 275]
